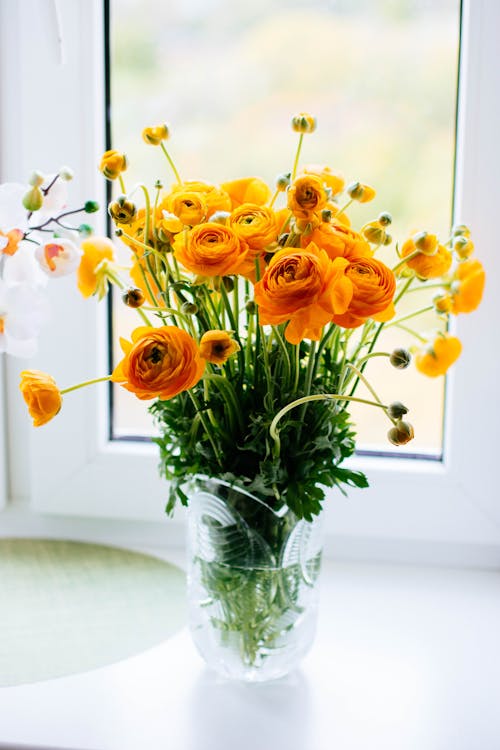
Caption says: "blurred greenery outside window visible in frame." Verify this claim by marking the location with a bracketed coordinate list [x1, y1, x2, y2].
[108, 0, 461, 457]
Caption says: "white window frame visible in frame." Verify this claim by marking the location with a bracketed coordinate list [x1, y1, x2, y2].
[2, 0, 499, 563]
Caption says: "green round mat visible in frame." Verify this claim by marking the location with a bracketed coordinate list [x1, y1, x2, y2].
[0, 538, 186, 687]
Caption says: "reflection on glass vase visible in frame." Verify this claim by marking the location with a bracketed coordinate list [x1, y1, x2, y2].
[186, 476, 323, 682]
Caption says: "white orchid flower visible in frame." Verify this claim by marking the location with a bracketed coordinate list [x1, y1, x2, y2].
[35, 237, 82, 278]
[0, 183, 28, 232]
[0, 279, 49, 358]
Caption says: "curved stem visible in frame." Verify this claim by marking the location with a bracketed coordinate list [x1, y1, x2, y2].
[160, 142, 182, 184]
[270, 393, 390, 458]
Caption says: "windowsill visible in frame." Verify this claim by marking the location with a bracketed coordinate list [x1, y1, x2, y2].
[0, 555, 499, 750]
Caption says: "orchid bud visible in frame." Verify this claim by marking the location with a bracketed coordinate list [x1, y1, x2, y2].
[22, 187, 43, 211]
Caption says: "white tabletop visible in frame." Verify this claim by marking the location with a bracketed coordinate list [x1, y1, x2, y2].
[1, 559, 499, 750]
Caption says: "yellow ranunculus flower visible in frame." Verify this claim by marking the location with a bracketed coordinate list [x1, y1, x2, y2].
[451, 259, 485, 313]
[401, 238, 452, 279]
[347, 182, 376, 203]
[228, 203, 278, 252]
[220, 178, 271, 210]
[77, 237, 116, 299]
[164, 191, 207, 226]
[287, 175, 327, 220]
[142, 124, 169, 146]
[99, 150, 127, 180]
[300, 164, 344, 196]
[19, 370, 62, 427]
[415, 334, 462, 377]
[303, 220, 371, 262]
[169, 181, 231, 218]
[199, 330, 240, 365]
[174, 222, 247, 278]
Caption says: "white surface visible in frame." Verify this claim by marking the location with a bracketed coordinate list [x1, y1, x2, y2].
[1, 558, 499, 750]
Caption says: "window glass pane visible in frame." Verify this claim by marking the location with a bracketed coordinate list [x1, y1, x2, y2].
[109, 0, 460, 454]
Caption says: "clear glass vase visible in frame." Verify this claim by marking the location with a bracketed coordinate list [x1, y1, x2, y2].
[186, 476, 323, 682]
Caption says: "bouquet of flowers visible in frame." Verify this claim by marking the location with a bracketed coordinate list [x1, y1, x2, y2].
[8, 113, 485, 678]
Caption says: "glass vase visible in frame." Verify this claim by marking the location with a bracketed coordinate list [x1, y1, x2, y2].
[186, 476, 323, 682]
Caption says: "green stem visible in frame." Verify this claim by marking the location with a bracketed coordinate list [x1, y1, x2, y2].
[118, 176, 126, 194]
[160, 142, 182, 185]
[392, 249, 421, 274]
[187, 390, 223, 468]
[291, 133, 304, 181]
[61, 376, 111, 395]
[394, 323, 427, 343]
[385, 305, 434, 329]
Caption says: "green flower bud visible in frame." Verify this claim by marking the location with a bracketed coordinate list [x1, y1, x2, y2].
[378, 212, 392, 226]
[390, 348, 411, 369]
[276, 172, 291, 191]
[245, 300, 257, 314]
[115, 228, 123, 237]
[108, 197, 137, 225]
[321, 209, 333, 223]
[387, 420, 414, 446]
[122, 287, 145, 308]
[22, 186, 43, 211]
[453, 235, 474, 260]
[452, 224, 471, 238]
[387, 401, 409, 420]
[222, 276, 234, 292]
[58, 166, 74, 181]
[383, 232, 392, 245]
[28, 170, 45, 188]
[84, 200, 100, 214]
[291, 113, 317, 134]
[210, 211, 230, 225]
[362, 222, 386, 245]
[413, 231, 438, 256]
[181, 301, 198, 315]
[78, 223, 93, 237]
[154, 179, 163, 189]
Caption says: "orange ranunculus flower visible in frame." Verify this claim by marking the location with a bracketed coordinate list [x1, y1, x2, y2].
[111, 326, 205, 401]
[0, 228, 24, 256]
[19, 370, 62, 427]
[164, 191, 207, 226]
[174, 222, 248, 278]
[287, 175, 327, 220]
[300, 164, 345, 196]
[451, 259, 485, 313]
[254, 242, 353, 345]
[199, 330, 240, 365]
[401, 238, 452, 279]
[303, 219, 372, 262]
[99, 150, 127, 180]
[415, 333, 462, 377]
[220, 177, 271, 210]
[332, 257, 396, 328]
[228, 203, 278, 252]
[169, 181, 231, 217]
[77, 237, 115, 299]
